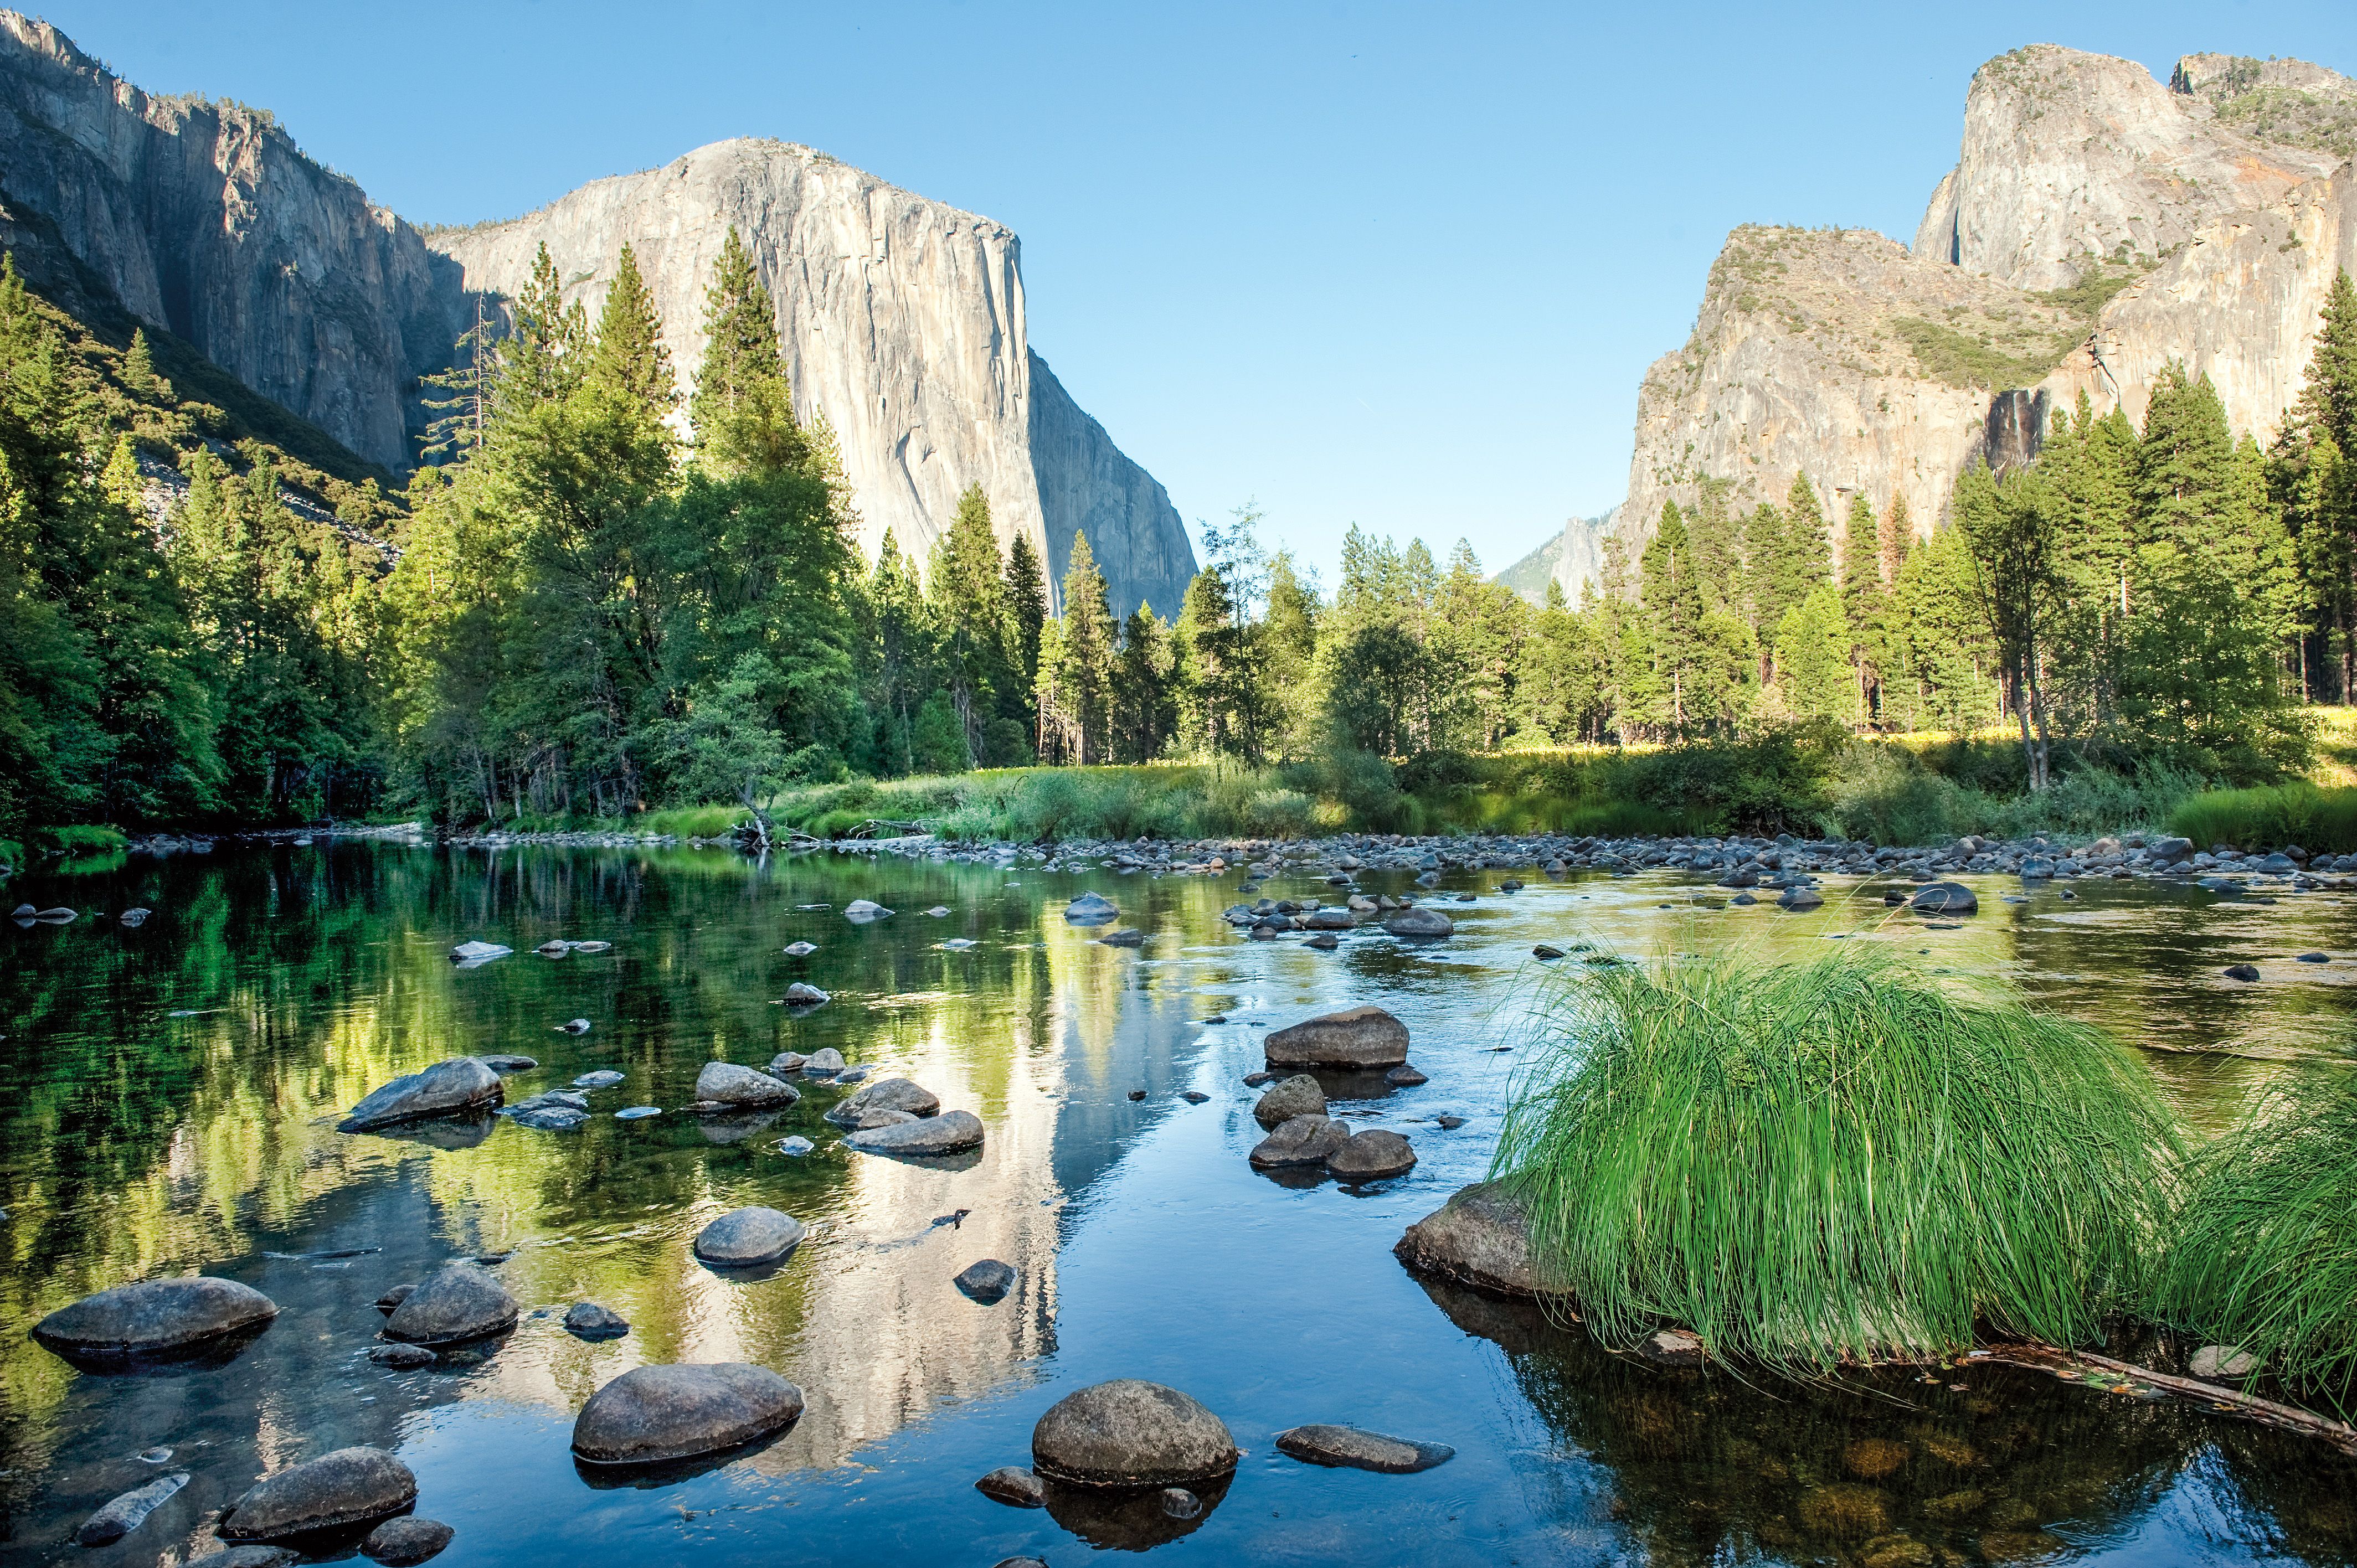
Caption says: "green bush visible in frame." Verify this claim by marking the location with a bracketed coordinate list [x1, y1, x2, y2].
[1494, 947, 2179, 1373]
[2169, 783, 2357, 854]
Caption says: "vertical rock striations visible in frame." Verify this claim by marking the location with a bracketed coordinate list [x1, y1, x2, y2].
[423, 140, 1195, 617]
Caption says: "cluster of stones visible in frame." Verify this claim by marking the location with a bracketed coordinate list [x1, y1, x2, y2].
[1246, 1008, 1422, 1182]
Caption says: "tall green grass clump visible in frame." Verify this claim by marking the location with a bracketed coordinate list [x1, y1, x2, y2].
[1492, 947, 2178, 1374]
[2155, 1065, 2357, 1415]
[2169, 783, 2357, 855]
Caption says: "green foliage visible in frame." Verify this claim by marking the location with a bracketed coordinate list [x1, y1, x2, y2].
[1494, 947, 2179, 1374]
[2155, 1064, 2357, 1416]
[1892, 316, 2074, 392]
[2169, 782, 2357, 854]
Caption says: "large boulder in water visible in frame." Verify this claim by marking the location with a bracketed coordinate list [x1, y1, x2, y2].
[382, 1261, 518, 1345]
[1252, 1074, 1326, 1129]
[693, 1061, 800, 1108]
[825, 1077, 940, 1127]
[843, 1110, 985, 1156]
[1248, 1115, 1350, 1168]
[340, 1058, 502, 1132]
[1382, 906, 1454, 938]
[1393, 1182, 1547, 1298]
[694, 1207, 807, 1267]
[34, 1275, 278, 1359]
[1031, 1380, 1239, 1488]
[217, 1447, 416, 1541]
[1326, 1128, 1417, 1180]
[572, 1363, 805, 1466]
[1063, 891, 1119, 925]
[1264, 1005, 1409, 1070]
[1911, 881, 1978, 915]
[1274, 1424, 1454, 1473]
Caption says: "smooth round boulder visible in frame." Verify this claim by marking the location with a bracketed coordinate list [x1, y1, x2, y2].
[976, 1465, 1046, 1507]
[782, 982, 830, 1005]
[1249, 1115, 1350, 1169]
[1777, 886, 1824, 911]
[1031, 1380, 1239, 1488]
[362, 1517, 453, 1565]
[571, 1363, 805, 1466]
[826, 1077, 940, 1126]
[955, 1259, 1017, 1303]
[1326, 1129, 1417, 1181]
[1382, 907, 1454, 938]
[843, 899, 894, 922]
[1265, 1005, 1410, 1070]
[1274, 1425, 1454, 1473]
[563, 1301, 630, 1339]
[1252, 1074, 1327, 1129]
[217, 1447, 416, 1541]
[34, 1275, 279, 1359]
[1063, 892, 1119, 925]
[382, 1261, 518, 1345]
[339, 1058, 503, 1132]
[800, 1048, 847, 1078]
[694, 1207, 807, 1268]
[1910, 881, 1978, 916]
[693, 1060, 801, 1108]
[843, 1108, 984, 1156]
[1393, 1182, 1547, 1298]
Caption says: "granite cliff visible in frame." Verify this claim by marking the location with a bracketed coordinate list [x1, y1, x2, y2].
[0, 14, 1193, 617]
[1576, 43, 2357, 597]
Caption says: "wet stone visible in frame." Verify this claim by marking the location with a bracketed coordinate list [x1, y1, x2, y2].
[694, 1060, 801, 1108]
[2190, 1344, 2263, 1379]
[218, 1447, 417, 1541]
[1532, 944, 1565, 959]
[1386, 1065, 1428, 1086]
[1253, 1074, 1327, 1129]
[828, 1077, 941, 1125]
[782, 982, 829, 1005]
[374, 1284, 413, 1314]
[1265, 1005, 1411, 1070]
[1161, 1487, 1202, 1519]
[1911, 881, 1978, 916]
[843, 899, 894, 922]
[340, 1058, 502, 1132]
[362, 1517, 453, 1565]
[1099, 926, 1146, 947]
[1031, 1379, 1240, 1488]
[843, 1109, 985, 1156]
[801, 1048, 847, 1078]
[2224, 963, 2261, 982]
[976, 1466, 1046, 1508]
[187, 1550, 300, 1568]
[1383, 906, 1454, 938]
[478, 1054, 537, 1072]
[1327, 1128, 1417, 1181]
[1181, 1090, 1210, 1103]
[564, 1301, 630, 1338]
[368, 1343, 436, 1368]
[1249, 1115, 1350, 1169]
[694, 1207, 807, 1268]
[33, 1275, 279, 1360]
[1394, 1182, 1544, 1298]
[1274, 1425, 1455, 1474]
[955, 1259, 1017, 1303]
[572, 1363, 805, 1466]
[572, 1070, 624, 1089]
[1064, 892, 1119, 925]
[783, 941, 817, 957]
[76, 1472, 188, 1545]
[383, 1261, 518, 1346]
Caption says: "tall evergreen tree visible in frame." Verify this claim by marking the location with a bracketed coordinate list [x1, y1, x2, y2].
[1037, 530, 1116, 764]
[688, 227, 809, 474]
[929, 484, 1008, 765]
[585, 244, 675, 422]
[1638, 501, 1702, 732]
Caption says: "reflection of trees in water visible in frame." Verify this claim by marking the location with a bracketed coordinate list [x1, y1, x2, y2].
[1419, 1279, 2357, 1567]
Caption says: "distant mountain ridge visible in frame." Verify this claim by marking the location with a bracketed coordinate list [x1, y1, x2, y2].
[0, 13, 1195, 616]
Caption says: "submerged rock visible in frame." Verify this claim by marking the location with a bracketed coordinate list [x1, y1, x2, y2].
[694, 1060, 801, 1108]
[1327, 1128, 1417, 1181]
[383, 1261, 518, 1345]
[34, 1275, 279, 1359]
[955, 1259, 1018, 1303]
[447, 941, 510, 965]
[1252, 1074, 1327, 1129]
[1910, 881, 1978, 915]
[1032, 1380, 1239, 1488]
[1098, 926, 1146, 947]
[1393, 1183, 1546, 1298]
[843, 1109, 985, 1156]
[2224, 963, 2261, 982]
[1064, 891, 1119, 925]
[1386, 1065, 1428, 1086]
[572, 1363, 805, 1466]
[1777, 886, 1824, 911]
[217, 1447, 417, 1541]
[976, 1465, 1046, 1508]
[187, 1549, 301, 1568]
[564, 1301, 631, 1339]
[1532, 944, 1566, 960]
[1635, 1327, 1707, 1367]
[554, 1018, 591, 1035]
[1383, 906, 1454, 938]
[362, 1517, 454, 1565]
[75, 1472, 189, 1545]
[339, 1058, 502, 1132]
[843, 899, 894, 922]
[570, 1067, 625, 1090]
[1249, 1115, 1350, 1168]
[478, 1054, 537, 1072]
[1274, 1425, 1454, 1474]
[783, 941, 817, 957]
[1265, 1005, 1410, 1070]
[782, 982, 830, 1005]
[368, 1343, 436, 1368]
[2190, 1344, 2263, 1379]
[694, 1207, 807, 1268]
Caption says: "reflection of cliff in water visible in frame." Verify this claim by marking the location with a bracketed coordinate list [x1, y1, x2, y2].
[1418, 1279, 2357, 1566]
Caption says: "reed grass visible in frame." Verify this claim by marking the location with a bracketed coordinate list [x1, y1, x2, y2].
[2154, 1064, 2357, 1416]
[2168, 783, 2357, 855]
[1491, 946, 2179, 1375]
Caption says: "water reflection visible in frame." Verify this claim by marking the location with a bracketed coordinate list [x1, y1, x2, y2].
[4, 843, 2357, 1563]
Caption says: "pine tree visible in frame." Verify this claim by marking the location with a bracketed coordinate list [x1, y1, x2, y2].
[585, 243, 675, 422]
[1840, 492, 1886, 722]
[1002, 531, 1047, 712]
[929, 483, 1006, 764]
[1638, 501, 1702, 732]
[2292, 268, 2357, 456]
[500, 243, 586, 416]
[1261, 550, 1322, 757]
[689, 227, 807, 474]
[1037, 530, 1116, 764]
[122, 327, 162, 396]
[1112, 604, 1175, 761]
[1877, 493, 1911, 589]
[1774, 582, 1856, 724]
[419, 297, 498, 466]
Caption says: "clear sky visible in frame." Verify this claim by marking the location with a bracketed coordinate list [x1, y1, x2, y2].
[33, 1, 2357, 583]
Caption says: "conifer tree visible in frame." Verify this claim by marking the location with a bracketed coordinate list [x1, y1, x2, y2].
[1002, 531, 1047, 709]
[1774, 582, 1856, 724]
[689, 227, 807, 473]
[501, 243, 586, 416]
[1112, 604, 1175, 761]
[1638, 501, 1702, 732]
[123, 327, 161, 396]
[1037, 530, 1116, 764]
[585, 244, 675, 421]
[1840, 492, 1886, 722]
[929, 483, 1007, 762]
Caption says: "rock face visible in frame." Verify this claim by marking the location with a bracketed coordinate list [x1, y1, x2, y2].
[1265, 1005, 1411, 1070]
[34, 1275, 279, 1358]
[425, 140, 1195, 617]
[1393, 1183, 1549, 1298]
[382, 1261, 518, 1345]
[0, 20, 1194, 615]
[572, 1363, 805, 1466]
[1609, 44, 2357, 591]
[1031, 1380, 1239, 1488]
[341, 1058, 503, 1132]
[217, 1448, 417, 1541]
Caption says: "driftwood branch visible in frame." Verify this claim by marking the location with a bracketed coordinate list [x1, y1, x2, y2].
[1969, 1343, 2357, 1455]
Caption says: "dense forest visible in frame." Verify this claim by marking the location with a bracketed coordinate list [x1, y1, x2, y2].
[0, 238, 2352, 838]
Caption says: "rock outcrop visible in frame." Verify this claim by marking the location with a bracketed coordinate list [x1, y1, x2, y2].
[1614, 44, 2357, 571]
[0, 17, 1194, 616]
[424, 140, 1195, 617]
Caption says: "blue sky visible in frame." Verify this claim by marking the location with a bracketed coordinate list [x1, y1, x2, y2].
[40, 1, 2357, 583]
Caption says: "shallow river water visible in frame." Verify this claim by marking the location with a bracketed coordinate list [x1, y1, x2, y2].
[6, 841, 2357, 1566]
